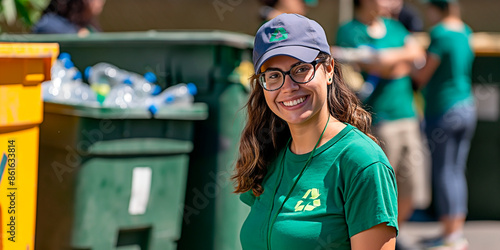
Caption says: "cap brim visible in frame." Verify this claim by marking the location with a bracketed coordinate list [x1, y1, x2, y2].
[254, 46, 320, 74]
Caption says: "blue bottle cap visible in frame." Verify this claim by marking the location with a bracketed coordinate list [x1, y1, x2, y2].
[123, 78, 133, 85]
[84, 66, 92, 79]
[144, 72, 157, 83]
[58, 52, 71, 60]
[63, 59, 75, 69]
[148, 105, 158, 115]
[186, 82, 197, 96]
[152, 85, 162, 95]
[165, 95, 174, 104]
[73, 71, 82, 80]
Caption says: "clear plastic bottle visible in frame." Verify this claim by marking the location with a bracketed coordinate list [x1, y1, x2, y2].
[51, 52, 79, 85]
[145, 83, 198, 115]
[85, 63, 161, 96]
[102, 79, 138, 109]
[41, 80, 59, 102]
[70, 72, 98, 105]
[85, 62, 122, 86]
[128, 72, 161, 96]
[42, 72, 98, 106]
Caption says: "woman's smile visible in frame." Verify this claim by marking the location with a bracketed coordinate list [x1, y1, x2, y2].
[280, 95, 309, 108]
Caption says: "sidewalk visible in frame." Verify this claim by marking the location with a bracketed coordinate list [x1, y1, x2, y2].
[399, 221, 500, 250]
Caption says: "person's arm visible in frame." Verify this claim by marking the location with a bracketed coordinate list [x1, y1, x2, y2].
[355, 39, 421, 79]
[376, 36, 425, 67]
[351, 223, 397, 250]
[412, 52, 441, 88]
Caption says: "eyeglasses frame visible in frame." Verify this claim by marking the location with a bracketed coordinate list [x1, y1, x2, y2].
[258, 58, 324, 91]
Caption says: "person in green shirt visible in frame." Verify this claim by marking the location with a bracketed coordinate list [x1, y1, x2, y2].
[334, 0, 427, 249]
[233, 13, 398, 250]
[412, 0, 476, 249]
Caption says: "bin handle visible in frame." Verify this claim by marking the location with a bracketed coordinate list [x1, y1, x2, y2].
[24, 73, 46, 85]
[84, 138, 193, 156]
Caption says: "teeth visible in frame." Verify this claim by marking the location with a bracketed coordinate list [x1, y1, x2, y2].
[283, 97, 306, 107]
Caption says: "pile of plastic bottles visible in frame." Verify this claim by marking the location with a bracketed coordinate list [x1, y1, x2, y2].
[42, 52, 198, 114]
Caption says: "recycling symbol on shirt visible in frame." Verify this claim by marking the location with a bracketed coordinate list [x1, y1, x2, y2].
[294, 188, 321, 212]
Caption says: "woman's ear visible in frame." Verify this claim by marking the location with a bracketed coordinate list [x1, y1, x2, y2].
[326, 58, 335, 85]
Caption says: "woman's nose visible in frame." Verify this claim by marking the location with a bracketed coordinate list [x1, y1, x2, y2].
[280, 74, 299, 92]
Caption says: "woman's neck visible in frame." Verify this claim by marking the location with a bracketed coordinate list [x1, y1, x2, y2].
[287, 111, 346, 155]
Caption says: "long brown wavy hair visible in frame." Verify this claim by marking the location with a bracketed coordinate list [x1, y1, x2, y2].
[233, 52, 377, 196]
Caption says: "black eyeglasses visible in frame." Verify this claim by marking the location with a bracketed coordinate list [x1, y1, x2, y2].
[258, 59, 323, 91]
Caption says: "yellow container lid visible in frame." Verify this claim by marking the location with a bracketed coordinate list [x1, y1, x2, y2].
[0, 43, 59, 60]
[0, 43, 59, 128]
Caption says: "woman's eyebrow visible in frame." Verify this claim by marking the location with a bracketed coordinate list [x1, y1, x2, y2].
[262, 61, 305, 72]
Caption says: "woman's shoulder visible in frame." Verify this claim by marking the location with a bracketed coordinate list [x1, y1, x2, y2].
[335, 125, 392, 176]
[340, 125, 381, 152]
[32, 13, 79, 34]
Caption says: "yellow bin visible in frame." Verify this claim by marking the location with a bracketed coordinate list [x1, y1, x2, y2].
[0, 43, 58, 250]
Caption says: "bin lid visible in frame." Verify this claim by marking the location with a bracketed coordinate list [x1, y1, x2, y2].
[0, 43, 59, 59]
[0, 30, 254, 49]
[44, 101, 208, 120]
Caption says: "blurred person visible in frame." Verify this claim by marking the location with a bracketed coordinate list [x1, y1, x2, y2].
[412, 0, 476, 249]
[258, 0, 306, 22]
[334, 0, 426, 249]
[380, 0, 424, 32]
[32, 0, 106, 35]
[234, 13, 398, 249]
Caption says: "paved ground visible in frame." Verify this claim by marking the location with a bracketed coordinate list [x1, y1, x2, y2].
[399, 221, 500, 250]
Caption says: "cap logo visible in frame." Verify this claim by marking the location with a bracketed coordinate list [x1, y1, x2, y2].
[269, 27, 288, 42]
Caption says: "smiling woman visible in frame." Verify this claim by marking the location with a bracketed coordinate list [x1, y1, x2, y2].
[233, 13, 399, 250]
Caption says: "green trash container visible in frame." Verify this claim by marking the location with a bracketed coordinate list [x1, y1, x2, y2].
[36, 102, 208, 250]
[1, 31, 254, 250]
[467, 54, 500, 220]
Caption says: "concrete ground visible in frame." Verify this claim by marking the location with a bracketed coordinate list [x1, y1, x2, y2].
[399, 221, 500, 250]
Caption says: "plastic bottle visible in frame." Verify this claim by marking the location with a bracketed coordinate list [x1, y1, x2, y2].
[85, 63, 161, 96]
[69, 72, 98, 105]
[128, 72, 162, 96]
[42, 72, 98, 106]
[145, 83, 198, 115]
[41, 80, 59, 102]
[102, 79, 138, 109]
[51, 52, 79, 85]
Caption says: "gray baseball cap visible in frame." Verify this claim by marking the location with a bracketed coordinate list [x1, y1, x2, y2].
[253, 13, 331, 74]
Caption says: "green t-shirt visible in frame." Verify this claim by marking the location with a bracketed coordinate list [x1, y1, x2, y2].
[424, 22, 474, 118]
[335, 18, 416, 124]
[239, 124, 398, 250]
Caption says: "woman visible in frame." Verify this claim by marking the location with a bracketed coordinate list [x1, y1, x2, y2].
[334, 0, 427, 245]
[413, 0, 476, 248]
[233, 13, 398, 249]
[32, 0, 106, 35]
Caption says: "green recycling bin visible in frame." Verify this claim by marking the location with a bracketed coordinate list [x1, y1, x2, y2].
[1, 31, 254, 250]
[467, 53, 500, 220]
[36, 102, 207, 250]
